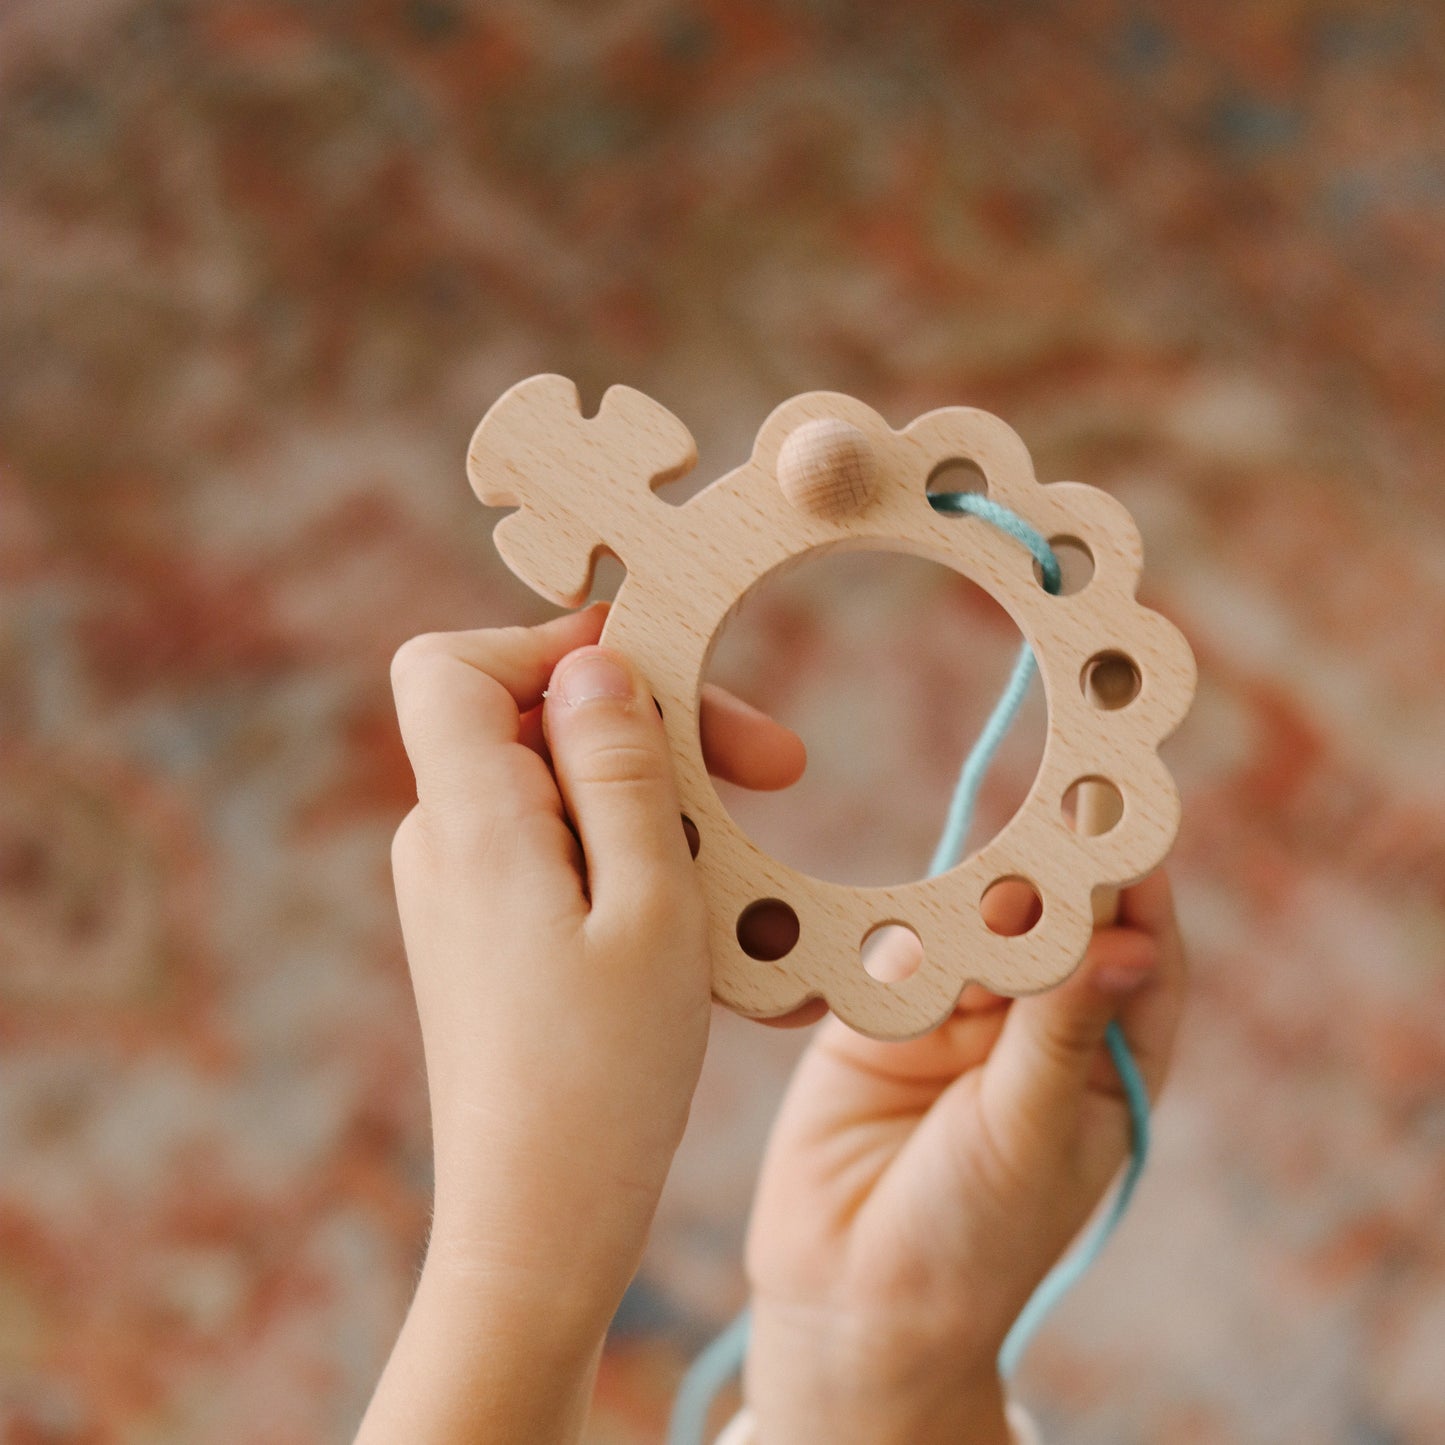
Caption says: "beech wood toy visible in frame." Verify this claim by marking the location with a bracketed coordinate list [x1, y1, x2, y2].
[468, 376, 1195, 1040]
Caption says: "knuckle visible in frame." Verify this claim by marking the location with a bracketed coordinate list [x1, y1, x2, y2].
[390, 632, 455, 693]
[626, 876, 683, 927]
[394, 772, 566, 894]
[598, 877, 700, 946]
[970, 1097, 1038, 1202]
[422, 792, 531, 871]
[1041, 1008, 1106, 1065]
[574, 738, 668, 790]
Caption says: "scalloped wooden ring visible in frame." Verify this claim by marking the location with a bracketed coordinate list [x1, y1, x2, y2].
[468, 378, 1196, 1040]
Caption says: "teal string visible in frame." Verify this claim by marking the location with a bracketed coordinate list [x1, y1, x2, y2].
[925, 491, 1059, 878]
[996, 1020, 1150, 1378]
[667, 492, 1151, 1444]
[666, 1307, 753, 1444]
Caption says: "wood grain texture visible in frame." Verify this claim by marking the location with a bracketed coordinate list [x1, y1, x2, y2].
[469, 376, 1196, 1039]
[776, 417, 879, 519]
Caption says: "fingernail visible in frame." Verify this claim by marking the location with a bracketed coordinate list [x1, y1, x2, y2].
[555, 651, 634, 707]
[1094, 964, 1152, 996]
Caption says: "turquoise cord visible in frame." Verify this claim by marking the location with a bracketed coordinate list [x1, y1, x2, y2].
[666, 493, 1151, 1443]
[925, 490, 1059, 878]
[666, 1308, 753, 1445]
[996, 1020, 1150, 1379]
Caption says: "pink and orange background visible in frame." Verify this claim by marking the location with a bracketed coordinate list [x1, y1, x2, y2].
[3, 3, 1444, 1441]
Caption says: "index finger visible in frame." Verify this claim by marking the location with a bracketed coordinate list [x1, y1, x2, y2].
[390, 605, 607, 809]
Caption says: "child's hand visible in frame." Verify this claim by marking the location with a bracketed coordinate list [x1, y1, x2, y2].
[742, 873, 1187, 1445]
[359, 604, 804, 1444]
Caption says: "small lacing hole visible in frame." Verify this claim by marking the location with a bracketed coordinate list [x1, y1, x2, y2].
[982, 877, 1043, 937]
[861, 922, 923, 982]
[737, 900, 800, 961]
[1081, 652, 1141, 710]
[1063, 778, 1123, 835]
[926, 457, 988, 501]
[1034, 536, 1094, 595]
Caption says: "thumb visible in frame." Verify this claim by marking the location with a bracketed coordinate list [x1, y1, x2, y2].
[979, 928, 1155, 1168]
[543, 645, 694, 923]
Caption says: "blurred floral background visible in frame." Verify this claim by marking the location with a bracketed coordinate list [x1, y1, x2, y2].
[4, 2, 1445, 1441]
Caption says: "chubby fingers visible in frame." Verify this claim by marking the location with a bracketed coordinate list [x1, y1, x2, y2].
[806, 873, 1184, 1097]
[391, 606, 607, 822]
[979, 871, 1186, 1158]
[1106, 870, 1188, 1101]
[542, 647, 697, 930]
[520, 679, 806, 792]
[698, 685, 807, 790]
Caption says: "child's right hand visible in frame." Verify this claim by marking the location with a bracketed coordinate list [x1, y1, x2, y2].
[359, 603, 805, 1444]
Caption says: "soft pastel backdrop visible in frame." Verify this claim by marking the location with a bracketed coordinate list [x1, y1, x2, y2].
[3, 2, 1444, 1442]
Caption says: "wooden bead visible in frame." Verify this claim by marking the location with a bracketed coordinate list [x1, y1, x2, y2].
[776, 418, 878, 519]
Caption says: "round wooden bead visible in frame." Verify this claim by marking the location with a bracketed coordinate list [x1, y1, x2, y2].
[776, 418, 879, 519]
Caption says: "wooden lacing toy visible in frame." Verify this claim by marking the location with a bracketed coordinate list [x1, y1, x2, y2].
[468, 375, 1196, 1041]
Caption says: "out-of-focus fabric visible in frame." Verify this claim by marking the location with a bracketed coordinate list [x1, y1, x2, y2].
[3, 3, 1444, 1441]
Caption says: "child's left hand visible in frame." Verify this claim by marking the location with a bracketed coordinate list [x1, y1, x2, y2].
[740, 873, 1187, 1444]
[357, 604, 804, 1444]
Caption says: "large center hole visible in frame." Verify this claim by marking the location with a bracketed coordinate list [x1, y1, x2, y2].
[704, 551, 1047, 887]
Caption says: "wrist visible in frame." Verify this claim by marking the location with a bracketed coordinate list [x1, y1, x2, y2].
[354, 1247, 607, 1444]
[744, 1298, 1012, 1445]
[422, 1215, 628, 1349]
[425, 1122, 670, 1338]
